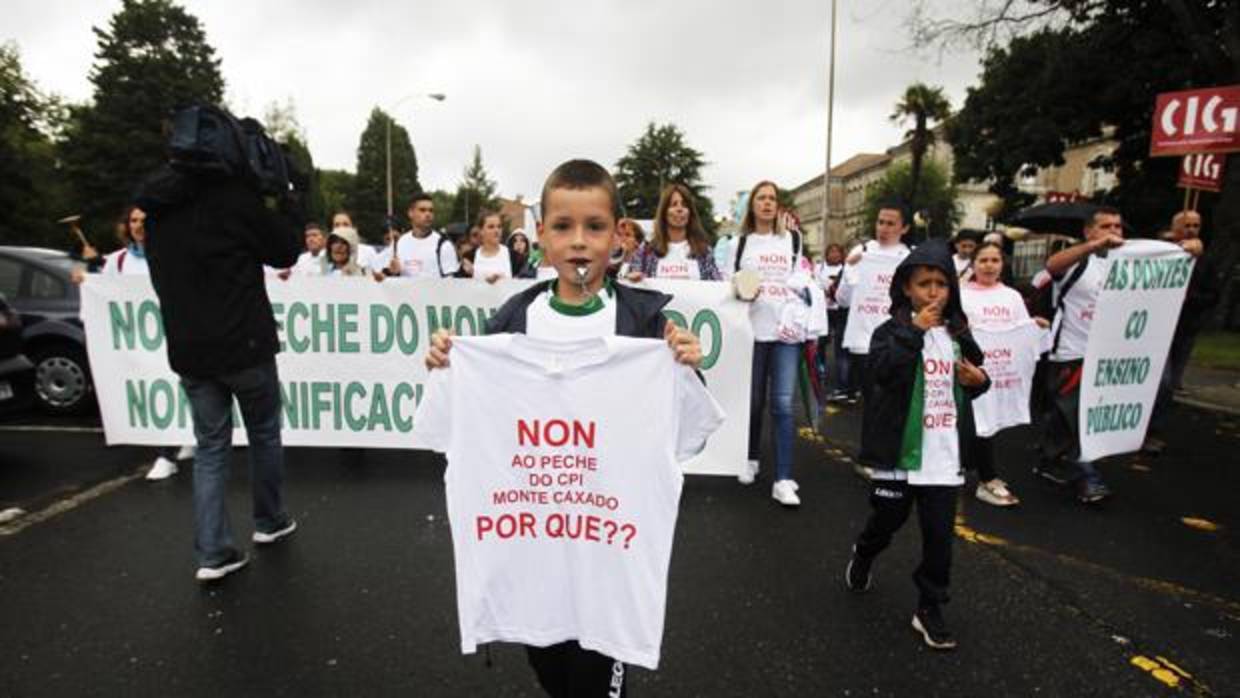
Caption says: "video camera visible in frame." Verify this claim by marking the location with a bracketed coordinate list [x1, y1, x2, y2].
[167, 104, 306, 197]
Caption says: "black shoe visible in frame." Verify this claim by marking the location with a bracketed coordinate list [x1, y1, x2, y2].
[844, 548, 873, 593]
[1033, 458, 1077, 486]
[195, 550, 249, 582]
[912, 606, 957, 650]
[1077, 479, 1112, 504]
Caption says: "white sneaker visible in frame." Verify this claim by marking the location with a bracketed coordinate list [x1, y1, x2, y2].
[252, 519, 298, 544]
[975, 479, 1020, 507]
[145, 456, 178, 481]
[195, 552, 249, 582]
[772, 479, 801, 507]
[738, 459, 759, 485]
[175, 445, 196, 461]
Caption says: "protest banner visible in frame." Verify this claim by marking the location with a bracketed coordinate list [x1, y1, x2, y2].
[1078, 241, 1194, 461]
[842, 252, 902, 353]
[79, 275, 752, 476]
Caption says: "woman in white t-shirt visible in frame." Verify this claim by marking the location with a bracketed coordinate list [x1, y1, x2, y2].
[815, 243, 849, 400]
[733, 181, 805, 506]
[627, 184, 722, 281]
[960, 242, 1049, 507]
[466, 211, 513, 284]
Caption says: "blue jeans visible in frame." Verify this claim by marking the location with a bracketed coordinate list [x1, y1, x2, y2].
[748, 341, 800, 481]
[181, 359, 288, 567]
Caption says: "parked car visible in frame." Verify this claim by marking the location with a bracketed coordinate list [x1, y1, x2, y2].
[0, 247, 93, 415]
[0, 292, 35, 414]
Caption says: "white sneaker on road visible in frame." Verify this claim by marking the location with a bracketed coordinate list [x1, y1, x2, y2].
[175, 445, 196, 461]
[738, 459, 759, 485]
[252, 519, 298, 544]
[145, 456, 178, 481]
[195, 551, 249, 582]
[772, 479, 801, 507]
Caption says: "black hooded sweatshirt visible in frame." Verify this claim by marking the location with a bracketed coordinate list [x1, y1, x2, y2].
[858, 240, 991, 471]
[135, 165, 301, 378]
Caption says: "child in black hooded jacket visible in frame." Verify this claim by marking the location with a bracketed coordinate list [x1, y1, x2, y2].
[844, 240, 991, 650]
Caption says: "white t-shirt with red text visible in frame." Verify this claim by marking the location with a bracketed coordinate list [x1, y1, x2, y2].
[1049, 256, 1105, 361]
[961, 282, 1030, 331]
[970, 323, 1044, 437]
[733, 232, 800, 342]
[655, 241, 701, 280]
[395, 230, 460, 278]
[414, 335, 725, 669]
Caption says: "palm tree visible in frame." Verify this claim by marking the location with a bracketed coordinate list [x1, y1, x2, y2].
[890, 83, 952, 215]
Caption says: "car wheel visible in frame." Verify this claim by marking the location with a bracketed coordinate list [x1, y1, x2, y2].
[32, 343, 95, 415]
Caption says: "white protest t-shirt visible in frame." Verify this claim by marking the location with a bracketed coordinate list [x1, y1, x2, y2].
[874, 327, 963, 486]
[734, 232, 799, 342]
[841, 246, 908, 353]
[414, 334, 726, 670]
[815, 262, 844, 310]
[525, 284, 618, 340]
[355, 243, 378, 273]
[293, 250, 325, 276]
[535, 264, 558, 281]
[473, 245, 513, 281]
[102, 247, 149, 276]
[961, 282, 1030, 332]
[655, 241, 701, 280]
[1050, 255, 1105, 361]
[954, 255, 972, 278]
[396, 230, 460, 278]
[971, 323, 1044, 437]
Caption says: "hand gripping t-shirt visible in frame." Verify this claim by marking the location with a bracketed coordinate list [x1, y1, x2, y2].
[970, 322, 1044, 437]
[396, 230, 461, 278]
[872, 327, 963, 486]
[413, 334, 726, 670]
[655, 240, 701, 280]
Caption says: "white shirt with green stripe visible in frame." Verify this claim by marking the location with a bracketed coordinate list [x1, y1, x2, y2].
[525, 280, 619, 340]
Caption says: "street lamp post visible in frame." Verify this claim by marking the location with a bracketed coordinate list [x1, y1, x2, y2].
[819, 0, 838, 248]
[385, 92, 446, 218]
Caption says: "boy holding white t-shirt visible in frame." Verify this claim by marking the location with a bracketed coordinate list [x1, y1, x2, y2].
[844, 241, 990, 651]
[425, 159, 713, 697]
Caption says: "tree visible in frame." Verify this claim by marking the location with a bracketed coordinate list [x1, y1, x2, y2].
[615, 122, 717, 234]
[450, 145, 499, 225]
[890, 83, 952, 211]
[863, 161, 961, 243]
[0, 43, 70, 247]
[317, 169, 356, 222]
[915, 0, 1240, 296]
[62, 0, 224, 242]
[353, 107, 420, 240]
[264, 99, 322, 225]
[429, 189, 457, 231]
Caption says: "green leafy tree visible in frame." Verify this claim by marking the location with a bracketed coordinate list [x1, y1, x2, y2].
[891, 83, 952, 212]
[62, 0, 224, 242]
[615, 122, 717, 233]
[863, 161, 961, 242]
[317, 169, 356, 223]
[450, 145, 499, 225]
[264, 100, 322, 225]
[0, 43, 70, 247]
[430, 189, 457, 231]
[917, 0, 1240, 283]
[353, 107, 420, 240]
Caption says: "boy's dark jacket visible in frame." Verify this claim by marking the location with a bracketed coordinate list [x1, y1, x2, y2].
[485, 279, 670, 338]
[859, 240, 992, 470]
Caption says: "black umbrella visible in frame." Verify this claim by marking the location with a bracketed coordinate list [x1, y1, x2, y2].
[1009, 201, 1099, 237]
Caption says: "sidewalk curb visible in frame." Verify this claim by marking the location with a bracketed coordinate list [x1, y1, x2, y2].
[1174, 395, 1240, 418]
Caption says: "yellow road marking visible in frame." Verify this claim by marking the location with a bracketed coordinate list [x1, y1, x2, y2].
[1180, 517, 1222, 533]
[0, 467, 143, 536]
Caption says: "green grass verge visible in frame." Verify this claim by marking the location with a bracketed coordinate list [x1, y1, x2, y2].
[1191, 331, 1240, 372]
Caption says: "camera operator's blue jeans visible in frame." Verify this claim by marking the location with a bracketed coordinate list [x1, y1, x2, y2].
[748, 341, 800, 482]
[181, 359, 288, 567]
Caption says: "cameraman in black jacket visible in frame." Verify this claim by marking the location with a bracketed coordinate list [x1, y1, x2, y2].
[137, 162, 303, 582]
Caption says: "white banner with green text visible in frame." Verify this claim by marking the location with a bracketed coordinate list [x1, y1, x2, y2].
[1078, 240, 1193, 461]
[79, 276, 753, 476]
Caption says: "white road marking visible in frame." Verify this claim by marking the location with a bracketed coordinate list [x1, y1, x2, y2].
[0, 467, 143, 536]
[0, 424, 104, 434]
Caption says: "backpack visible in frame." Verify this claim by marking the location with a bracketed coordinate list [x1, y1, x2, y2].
[734, 229, 802, 273]
[168, 105, 248, 177]
[1048, 256, 1091, 355]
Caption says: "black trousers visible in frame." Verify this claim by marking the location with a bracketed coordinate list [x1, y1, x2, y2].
[526, 642, 627, 698]
[854, 481, 957, 608]
[970, 435, 997, 483]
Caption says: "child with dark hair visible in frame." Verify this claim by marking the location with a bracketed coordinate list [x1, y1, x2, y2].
[843, 240, 990, 650]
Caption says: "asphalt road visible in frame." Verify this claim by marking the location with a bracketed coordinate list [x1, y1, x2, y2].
[0, 403, 1237, 697]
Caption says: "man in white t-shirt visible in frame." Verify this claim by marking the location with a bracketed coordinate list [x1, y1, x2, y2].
[292, 222, 327, 276]
[382, 193, 460, 279]
[836, 200, 912, 402]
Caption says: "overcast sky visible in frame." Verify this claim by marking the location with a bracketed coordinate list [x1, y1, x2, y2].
[5, 0, 983, 215]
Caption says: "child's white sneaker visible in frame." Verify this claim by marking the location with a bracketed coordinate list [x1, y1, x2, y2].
[771, 479, 801, 507]
[738, 459, 759, 485]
